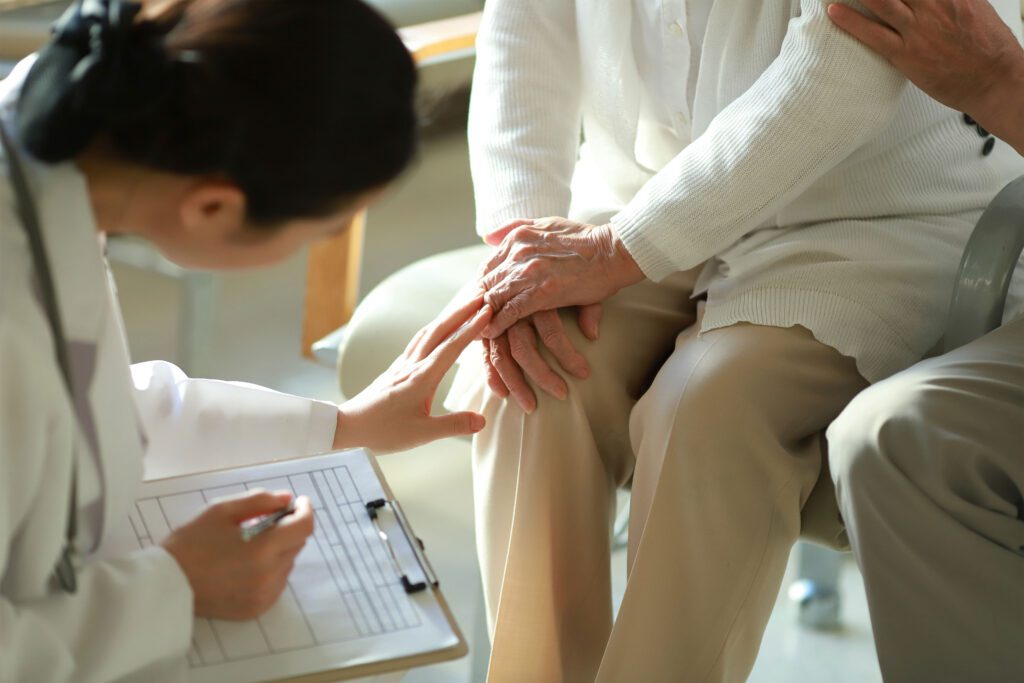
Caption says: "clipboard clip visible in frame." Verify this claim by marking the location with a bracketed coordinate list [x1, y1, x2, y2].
[366, 498, 439, 594]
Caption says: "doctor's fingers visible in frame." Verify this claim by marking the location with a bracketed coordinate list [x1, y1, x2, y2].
[489, 333, 537, 413]
[254, 496, 315, 554]
[214, 489, 294, 523]
[421, 305, 493, 384]
[407, 287, 487, 361]
[828, 3, 904, 57]
[419, 410, 488, 441]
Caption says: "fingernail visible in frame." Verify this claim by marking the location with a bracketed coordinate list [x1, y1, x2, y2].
[554, 385, 568, 400]
[575, 365, 590, 379]
[471, 414, 486, 431]
[517, 397, 535, 414]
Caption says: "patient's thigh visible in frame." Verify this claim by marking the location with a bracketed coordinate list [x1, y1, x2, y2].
[569, 272, 700, 474]
[454, 269, 699, 483]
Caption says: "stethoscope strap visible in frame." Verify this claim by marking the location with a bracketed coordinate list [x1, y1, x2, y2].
[0, 119, 80, 593]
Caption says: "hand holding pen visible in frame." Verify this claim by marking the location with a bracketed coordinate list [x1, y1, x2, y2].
[162, 489, 315, 620]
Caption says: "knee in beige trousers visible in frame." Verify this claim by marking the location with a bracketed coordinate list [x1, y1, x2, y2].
[449, 274, 867, 682]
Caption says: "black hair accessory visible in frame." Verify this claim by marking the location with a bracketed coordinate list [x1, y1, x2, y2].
[16, 0, 174, 162]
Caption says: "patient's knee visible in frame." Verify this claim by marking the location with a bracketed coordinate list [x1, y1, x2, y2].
[827, 377, 938, 495]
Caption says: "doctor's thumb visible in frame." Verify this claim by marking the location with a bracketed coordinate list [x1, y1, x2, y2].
[434, 412, 486, 439]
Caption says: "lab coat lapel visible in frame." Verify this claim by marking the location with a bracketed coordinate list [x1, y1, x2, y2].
[27, 157, 143, 551]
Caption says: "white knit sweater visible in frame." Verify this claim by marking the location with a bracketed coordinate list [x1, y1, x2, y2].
[468, 0, 1024, 382]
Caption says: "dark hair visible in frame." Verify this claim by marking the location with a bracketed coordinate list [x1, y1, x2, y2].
[16, 0, 417, 225]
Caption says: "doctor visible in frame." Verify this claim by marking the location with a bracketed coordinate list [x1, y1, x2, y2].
[0, 0, 490, 681]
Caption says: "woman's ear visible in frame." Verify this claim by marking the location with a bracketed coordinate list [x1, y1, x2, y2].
[179, 182, 247, 241]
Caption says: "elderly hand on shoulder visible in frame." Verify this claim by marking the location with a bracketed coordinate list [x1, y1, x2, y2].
[829, 0, 1024, 152]
[475, 217, 644, 412]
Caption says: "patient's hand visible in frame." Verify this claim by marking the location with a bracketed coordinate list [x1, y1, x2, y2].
[483, 305, 602, 413]
[477, 217, 644, 339]
[334, 293, 491, 452]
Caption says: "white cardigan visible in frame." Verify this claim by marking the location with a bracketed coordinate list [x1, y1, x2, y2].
[468, 0, 1024, 381]
[0, 59, 338, 683]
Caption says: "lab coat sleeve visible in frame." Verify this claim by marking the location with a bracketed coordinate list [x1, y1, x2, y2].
[132, 361, 340, 479]
[0, 324, 194, 683]
[0, 550, 194, 683]
[610, 0, 907, 280]
[468, 0, 582, 236]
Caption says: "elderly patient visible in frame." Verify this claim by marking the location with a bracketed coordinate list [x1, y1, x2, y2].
[446, 0, 1024, 681]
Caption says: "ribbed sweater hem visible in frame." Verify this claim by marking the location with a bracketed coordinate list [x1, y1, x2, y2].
[700, 287, 931, 383]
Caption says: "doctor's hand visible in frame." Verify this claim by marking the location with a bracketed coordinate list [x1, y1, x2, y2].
[481, 305, 602, 414]
[478, 218, 644, 339]
[828, 0, 1024, 152]
[162, 489, 314, 620]
[333, 293, 491, 453]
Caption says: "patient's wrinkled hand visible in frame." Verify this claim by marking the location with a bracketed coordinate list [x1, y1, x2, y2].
[477, 217, 643, 339]
[483, 305, 602, 413]
[334, 292, 491, 452]
[827, 0, 1023, 118]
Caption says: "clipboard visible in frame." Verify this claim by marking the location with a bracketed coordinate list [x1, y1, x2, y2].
[99, 448, 468, 683]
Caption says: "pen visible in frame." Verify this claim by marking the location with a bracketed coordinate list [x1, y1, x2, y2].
[240, 500, 297, 542]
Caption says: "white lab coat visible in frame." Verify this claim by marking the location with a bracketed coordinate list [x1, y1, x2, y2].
[0, 58, 339, 682]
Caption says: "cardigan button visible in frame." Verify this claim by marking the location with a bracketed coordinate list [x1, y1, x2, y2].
[963, 113, 976, 126]
[983, 137, 996, 156]
[976, 125, 990, 138]
[668, 21, 685, 37]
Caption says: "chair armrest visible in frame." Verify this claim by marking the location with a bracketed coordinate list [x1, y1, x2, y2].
[944, 174, 1024, 352]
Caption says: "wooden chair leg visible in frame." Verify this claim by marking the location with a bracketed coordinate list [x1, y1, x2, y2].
[302, 212, 365, 359]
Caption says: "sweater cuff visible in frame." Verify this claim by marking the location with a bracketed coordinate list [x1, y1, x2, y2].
[306, 399, 340, 454]
[610, 209, 681, 282]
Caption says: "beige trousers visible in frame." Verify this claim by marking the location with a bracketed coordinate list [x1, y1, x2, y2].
[451, 272, 869, 682]
[828, 318, 1024, 682]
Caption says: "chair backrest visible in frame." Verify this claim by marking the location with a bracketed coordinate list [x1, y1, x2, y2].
[944, 176, 1024, 352]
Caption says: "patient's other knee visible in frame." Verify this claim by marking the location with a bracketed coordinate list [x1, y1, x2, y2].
[828, 377, 941, 501]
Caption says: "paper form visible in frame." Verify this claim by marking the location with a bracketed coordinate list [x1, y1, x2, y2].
[98, 449, 460, 683]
